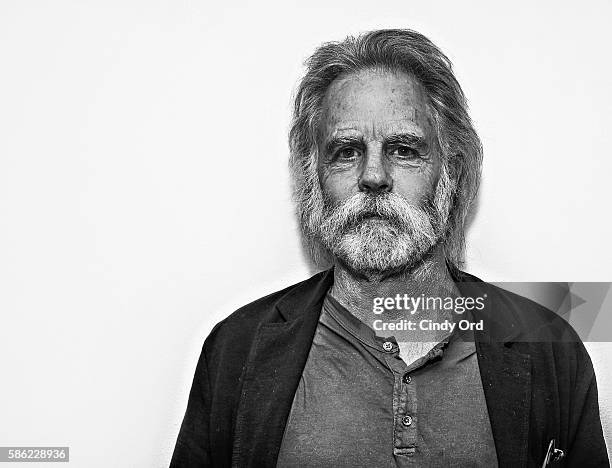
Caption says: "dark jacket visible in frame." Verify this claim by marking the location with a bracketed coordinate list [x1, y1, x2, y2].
[170, 268, 609, 467]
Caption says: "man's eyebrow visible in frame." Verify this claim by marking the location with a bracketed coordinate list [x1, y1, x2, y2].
[324, 135, 365, 154]
[384, 132, 429, 151]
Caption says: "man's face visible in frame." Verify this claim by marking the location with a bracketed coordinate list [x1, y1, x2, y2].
[314, 68, 446, 274]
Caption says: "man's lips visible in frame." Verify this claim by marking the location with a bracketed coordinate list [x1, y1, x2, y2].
[352, 212, 395, 225]
[354, 213, 382, 221]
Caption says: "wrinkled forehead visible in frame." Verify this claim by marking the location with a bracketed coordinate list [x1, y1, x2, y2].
[317, 67, 435, 142]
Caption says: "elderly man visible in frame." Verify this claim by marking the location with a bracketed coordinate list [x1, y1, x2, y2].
[170, 29, 608, 467]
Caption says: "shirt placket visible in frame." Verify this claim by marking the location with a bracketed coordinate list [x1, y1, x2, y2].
[380, 339, 417, 462]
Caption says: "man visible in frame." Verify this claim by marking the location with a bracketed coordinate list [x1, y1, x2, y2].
[170, 29, 608, 467]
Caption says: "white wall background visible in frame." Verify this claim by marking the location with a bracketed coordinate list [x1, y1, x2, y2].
[1, 1, 611, 466]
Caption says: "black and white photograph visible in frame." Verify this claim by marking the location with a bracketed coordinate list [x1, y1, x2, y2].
[1, 1, 611, 467]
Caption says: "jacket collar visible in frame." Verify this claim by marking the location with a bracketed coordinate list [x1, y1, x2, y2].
[275, 268, 335, 322]
[450, 267, 522, 343]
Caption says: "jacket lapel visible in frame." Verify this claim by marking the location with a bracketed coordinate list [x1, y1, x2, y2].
[456, 273, 533, 467]
[231, 270, 334, 467]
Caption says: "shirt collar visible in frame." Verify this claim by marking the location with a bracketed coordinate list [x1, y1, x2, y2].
[322, 291, 477, 368]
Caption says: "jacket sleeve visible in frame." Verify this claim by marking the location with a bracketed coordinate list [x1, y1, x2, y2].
[170, 343, 212, 468]
[565, 346, 609, 467]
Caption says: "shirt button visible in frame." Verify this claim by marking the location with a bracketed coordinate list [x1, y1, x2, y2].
[382, 341, 394, 351]
[402, 415, 413, 427]
[402, 373, 412, 384]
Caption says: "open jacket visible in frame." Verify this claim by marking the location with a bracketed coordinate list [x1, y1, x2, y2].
[170, 269, 609, 467]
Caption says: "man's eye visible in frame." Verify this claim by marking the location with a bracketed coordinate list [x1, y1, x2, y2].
[389, 146, 419, 159]
[336, 148, 360, 160]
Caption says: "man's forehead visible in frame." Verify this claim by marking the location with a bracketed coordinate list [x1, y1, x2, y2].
[324, 69, 427, 107]
[319, 69, 433, 139]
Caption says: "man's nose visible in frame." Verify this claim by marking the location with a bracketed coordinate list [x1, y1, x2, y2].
[358, 150, 392, 193]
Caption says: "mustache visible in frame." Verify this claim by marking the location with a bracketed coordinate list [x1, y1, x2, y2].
[322, 192, 436, 234]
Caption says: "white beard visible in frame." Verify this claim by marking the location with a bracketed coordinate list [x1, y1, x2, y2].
[317, 192, 441, 274]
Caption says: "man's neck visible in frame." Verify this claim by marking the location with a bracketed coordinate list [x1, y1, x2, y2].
[329, 248, 459, 337]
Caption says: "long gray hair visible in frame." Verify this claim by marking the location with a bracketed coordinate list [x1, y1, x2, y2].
[289, 29, 482, 270]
